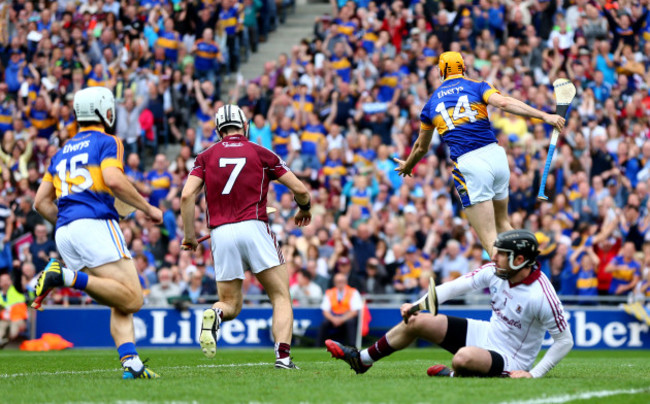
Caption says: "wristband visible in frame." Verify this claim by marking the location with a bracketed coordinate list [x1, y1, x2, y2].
[295, 197, 311, 211]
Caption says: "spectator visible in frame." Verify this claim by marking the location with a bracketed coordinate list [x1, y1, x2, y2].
[605, 242, 641, 296]
[0, 273, 27, 347]
[394, 245, 424, 293]
[148, 268, 182, 307]
[290, 269, 323, 306]
[433, 240, 470, 283]
[569, 243, 600, 304]
[317, 273, 362, 347]
[27, 224, 57, 273]
[146, 154, 176, 209]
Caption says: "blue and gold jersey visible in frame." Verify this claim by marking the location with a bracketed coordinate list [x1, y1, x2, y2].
[0, 104, 13, 134]
[377, 72, 401, 103]
[330, 56, 351, 83]
[146, 170, 173, 208]
[59, 115, 78, 139]
[293, 94, 314, 113]
[608, 256, 641, 295]
[220, 5, 242, 36]
[194, 40, 221, 71]
[24, 106, 57, 139]
[349, 187, 371, 217]
[574, 266, 598, 296]
[420, 75, 499, 161]
[361, 30, 377, 54]
[335, 20, 357, 42]
[422, 47, 437, 66]
[43, 126, 123, 229]
[156, 30, 180, 62]
[300, 123, 326, 156]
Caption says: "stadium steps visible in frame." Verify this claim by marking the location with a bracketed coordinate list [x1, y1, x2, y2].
[236, 2, 331, 85]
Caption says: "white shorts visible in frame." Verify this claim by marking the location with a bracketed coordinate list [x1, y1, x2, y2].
[55, 218, 131, 271]
[452, 143, 510, 208]
[210, 220, 284, 281]
[466, 319, 520, 372]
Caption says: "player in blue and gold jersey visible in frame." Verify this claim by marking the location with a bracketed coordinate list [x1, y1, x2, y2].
[155, 19, 181, 63]
[395, 52, 566, 256]
[33, 87, 163, 380]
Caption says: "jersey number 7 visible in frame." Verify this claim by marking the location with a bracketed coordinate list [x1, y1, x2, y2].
[435, 95, 478, 130]
[219, 157, 246, 195]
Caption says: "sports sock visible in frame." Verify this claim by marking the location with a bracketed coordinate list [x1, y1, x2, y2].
[62, 267, 88, 290]
[275, 342, 291, 360]
[118, 342, 143, 371]
[215, 308, 223, 321]
[362, 335, 396, 365]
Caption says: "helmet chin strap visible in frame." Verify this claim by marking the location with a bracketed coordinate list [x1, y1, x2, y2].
[95, 109, 115, 135]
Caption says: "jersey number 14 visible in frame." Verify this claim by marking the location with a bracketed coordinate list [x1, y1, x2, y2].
[435, 95, 478, 130]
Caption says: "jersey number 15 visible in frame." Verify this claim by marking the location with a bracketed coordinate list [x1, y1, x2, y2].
[435, 95, 478, 130]
[55, 153, 93, 197]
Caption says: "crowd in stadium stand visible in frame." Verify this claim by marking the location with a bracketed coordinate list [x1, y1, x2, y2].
[1, 0, 650, 321]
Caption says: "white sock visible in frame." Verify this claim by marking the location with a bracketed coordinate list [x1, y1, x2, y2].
[360, 349, 374, 366]
[61, 267, 76, 287]
[122, 355, 144, 372]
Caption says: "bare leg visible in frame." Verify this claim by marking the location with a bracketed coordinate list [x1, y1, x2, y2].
[493, 197, 514, 234]
[464, 200, 498, 256]
[451, 346, 495, 376]
[255, 264, 292, 344]
[213, 280, 244, 320]
[385, 313, 449, 349]
[85, 259, 143, 348]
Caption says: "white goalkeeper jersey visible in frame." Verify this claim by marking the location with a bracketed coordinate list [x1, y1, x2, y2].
[436, 262, 569, 372]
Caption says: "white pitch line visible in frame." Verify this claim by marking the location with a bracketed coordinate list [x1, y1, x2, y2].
[499, 387, 650, 404]
[0, 362, 271, 379]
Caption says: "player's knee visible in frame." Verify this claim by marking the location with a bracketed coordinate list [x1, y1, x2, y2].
[121, 292, 143, 314]
[452, 347, 473, 370]
[405, 313, 426, 334]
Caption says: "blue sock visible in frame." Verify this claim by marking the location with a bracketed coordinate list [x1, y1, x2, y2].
[72, 271, 89, 290]
[117, 342, 138, 362]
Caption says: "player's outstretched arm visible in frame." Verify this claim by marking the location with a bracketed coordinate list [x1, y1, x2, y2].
[526, 328, 574, 378]
[34, 180, 58, 226]
[180, 175, 204, 250]
[487, 92, 565, 131]
[103, 166, 162, 224]
[277, 171, 312, 227]
[393, 128, 434, 177]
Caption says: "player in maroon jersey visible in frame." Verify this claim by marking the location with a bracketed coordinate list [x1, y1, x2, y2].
[180, 104, 311, 369]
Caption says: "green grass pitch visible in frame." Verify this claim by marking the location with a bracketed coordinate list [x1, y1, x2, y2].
[1, 348, 649, 403]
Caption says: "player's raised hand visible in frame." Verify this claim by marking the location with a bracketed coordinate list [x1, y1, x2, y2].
[393, 157, 413, 177]
[147, 206, 163, 224]
[181, 237, 198, 251]
[543, 114, 565, 131]
[509, 370, 533, 378]
[294, 209, 312, 227]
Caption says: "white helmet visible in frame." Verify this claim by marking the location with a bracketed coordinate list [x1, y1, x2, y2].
[214, 104, 247, 139]
[73, 87, 116, 128]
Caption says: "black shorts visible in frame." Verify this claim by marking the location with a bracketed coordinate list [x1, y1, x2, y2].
[438, 316, 505, 377]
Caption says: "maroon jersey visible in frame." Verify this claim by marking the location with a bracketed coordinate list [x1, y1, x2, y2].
[190, 135, 289, 228]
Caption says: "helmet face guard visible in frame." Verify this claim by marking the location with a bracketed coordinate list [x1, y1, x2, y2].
[214, 104, 248, 140]
[492, 230, 540, 280]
